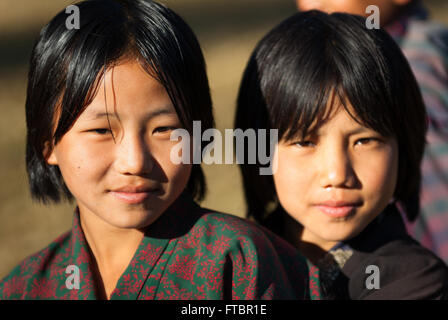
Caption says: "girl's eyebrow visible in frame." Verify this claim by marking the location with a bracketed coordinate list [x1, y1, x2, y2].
[85, 107, 176, 121]
[344, 126, 371, 136]
[304, 124, 371, 138]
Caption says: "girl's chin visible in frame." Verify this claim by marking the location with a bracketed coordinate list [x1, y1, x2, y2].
[104, 211, 160, 229]
[311, 228, 360, 247]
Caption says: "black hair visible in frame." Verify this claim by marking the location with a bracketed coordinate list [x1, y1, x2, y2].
[235, 10, 427, 226]
[26, 0, 214, 204]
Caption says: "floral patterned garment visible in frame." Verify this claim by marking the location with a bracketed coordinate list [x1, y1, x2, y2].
[0, 194, 319, 300]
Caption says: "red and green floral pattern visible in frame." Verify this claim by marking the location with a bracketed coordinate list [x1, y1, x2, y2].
[0, 195, 320, 300]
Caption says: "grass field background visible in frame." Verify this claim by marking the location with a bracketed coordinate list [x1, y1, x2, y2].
[1, 0, 447, 279]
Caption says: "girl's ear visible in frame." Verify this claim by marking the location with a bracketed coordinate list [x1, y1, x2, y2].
[43, 141, 58, 165]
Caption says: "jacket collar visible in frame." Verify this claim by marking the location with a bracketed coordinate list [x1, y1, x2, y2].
[67, 192, 201, 299]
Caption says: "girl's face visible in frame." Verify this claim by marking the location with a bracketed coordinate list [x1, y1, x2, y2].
[273, 103, 398, 250]
[46, 60, 192, 230]
[296, 0, 409, 25]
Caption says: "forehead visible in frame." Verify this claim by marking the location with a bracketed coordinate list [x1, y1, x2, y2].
[78, 60, 177, 121]
[282, 90, 371, 141]
[306, 101, 367, 134]
[104, 60, 170, 104]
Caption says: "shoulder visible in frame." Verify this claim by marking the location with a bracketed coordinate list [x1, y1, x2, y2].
[402, 20, 448, 77]
[404, 19, 448, 53]
[401, 20, 448, 131]
[0, 231, 71, 300]
[192, 208, 296, 253]
[345, 236, 448, 299]
[183, 208, 309, 299]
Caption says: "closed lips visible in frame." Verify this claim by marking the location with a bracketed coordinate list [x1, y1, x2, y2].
[314, 201, 361, 218]
[111, 185, 158, 193]
[314, 201, 362, 207]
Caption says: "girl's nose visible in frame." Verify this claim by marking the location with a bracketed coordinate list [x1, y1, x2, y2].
[115, 134, 154, 176]
[318, 144, 356, 189]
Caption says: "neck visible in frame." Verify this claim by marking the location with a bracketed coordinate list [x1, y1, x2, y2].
[78, 207, 144, 298]
[79, 209, 144, 264]
[282, 213, 334, 265]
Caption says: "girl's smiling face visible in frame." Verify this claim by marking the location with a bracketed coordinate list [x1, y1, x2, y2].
[46, 59, 192, 229]
[273, 102, 398, 251]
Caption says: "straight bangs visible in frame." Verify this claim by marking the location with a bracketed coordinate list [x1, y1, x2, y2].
[257, 12, 398, 143]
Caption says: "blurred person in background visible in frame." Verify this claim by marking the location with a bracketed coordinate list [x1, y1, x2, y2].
[296, 0, 448, 264]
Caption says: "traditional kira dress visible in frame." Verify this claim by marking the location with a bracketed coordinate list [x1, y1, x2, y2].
[0, 193, 319, 300]
[313, 204, 448, 300]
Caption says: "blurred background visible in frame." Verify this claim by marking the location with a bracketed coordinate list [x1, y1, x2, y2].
[1, 0, 447, 279]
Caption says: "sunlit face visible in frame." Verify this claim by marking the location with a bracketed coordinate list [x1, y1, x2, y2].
[272, 103, 398, 251]
[295, 0, 409, 25]
[46, 60, 192, 230]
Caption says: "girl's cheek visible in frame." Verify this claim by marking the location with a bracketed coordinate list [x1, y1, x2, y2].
[150, 142, 192, 179]
[274, 147, 307, 194]
[379, 148, 399, 192]
[354, 146, 398, 196]
[67, 140, 112, 174]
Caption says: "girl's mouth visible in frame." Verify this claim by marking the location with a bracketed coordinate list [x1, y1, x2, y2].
[315, 205, 357, 218]
[313, 201, 362, 218]
[109, 187, 161, 204]
[110, 191, 152, 204]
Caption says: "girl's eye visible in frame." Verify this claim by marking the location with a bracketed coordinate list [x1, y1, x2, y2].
[90, 128, 111, 135]
[294, 141, 315, 148]
[153, 126, 176, 134]
[355, 138, 380, 145]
